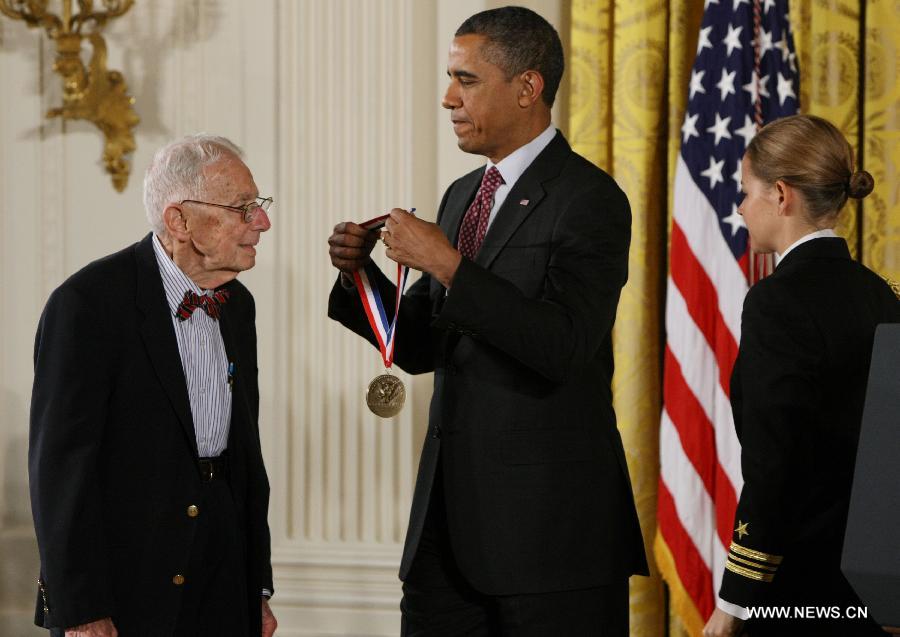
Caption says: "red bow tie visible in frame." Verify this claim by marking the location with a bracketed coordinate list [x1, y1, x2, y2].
[176, 290, 230, 321]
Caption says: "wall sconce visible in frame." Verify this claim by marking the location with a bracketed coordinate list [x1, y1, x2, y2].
[0, 0, 139, 192]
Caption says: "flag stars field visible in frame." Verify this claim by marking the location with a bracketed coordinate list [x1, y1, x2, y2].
[717, 68, 737, 101]
[731, 158, 743, 188]
[742, 72, 771, 103]
[724, 23, 744, 56]
[777, 71, 796, 105]
[723, 204, 747, 236]
[701, 156, 726, 188]
[698, 25, 714, 54]
[690, 69, 707, 99]
[683, 113, 701, 143]
[735, 115, 757, 148]
[707, 113, 733, 146]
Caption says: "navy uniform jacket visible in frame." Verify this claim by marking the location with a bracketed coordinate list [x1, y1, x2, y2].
[720, 237, 900, 633]
[329, 132, 648, 595]
[29, 234, 273, 636]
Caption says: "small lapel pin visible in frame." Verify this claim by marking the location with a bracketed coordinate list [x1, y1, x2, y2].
[519, 199, 529, 206]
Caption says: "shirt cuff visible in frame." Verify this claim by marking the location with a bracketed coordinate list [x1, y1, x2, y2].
[717, 596, 750, 620]
[262, 588, 273, 600]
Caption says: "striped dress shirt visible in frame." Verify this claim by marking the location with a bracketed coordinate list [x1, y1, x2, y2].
[152, 235, 231, 458]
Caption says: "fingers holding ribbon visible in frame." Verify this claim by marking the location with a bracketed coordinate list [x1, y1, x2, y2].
[328, 221, 379, 273]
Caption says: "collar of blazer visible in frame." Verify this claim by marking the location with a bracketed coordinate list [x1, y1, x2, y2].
[774, 236, 850, 273]
[439, 131, 571, 271]
[134, 232, 248, 459]
[135, 232, 199, 456]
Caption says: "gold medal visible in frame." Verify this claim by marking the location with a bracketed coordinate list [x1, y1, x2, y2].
[366, 373, 406, 418]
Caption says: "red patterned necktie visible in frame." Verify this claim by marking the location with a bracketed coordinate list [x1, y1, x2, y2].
[457, 166, 505, 259]
[176, 289, 230, 321]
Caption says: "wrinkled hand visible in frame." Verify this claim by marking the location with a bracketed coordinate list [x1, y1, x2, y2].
[262, 598, 277, 637]
[703, 609, 744, 637]
[65, 618, 118, 637]
[328, 221, 378, 274]
[383, 209, 461, 287]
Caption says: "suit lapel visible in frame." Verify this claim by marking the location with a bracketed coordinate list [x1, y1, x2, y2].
[135, 233, 199, 458]
[476, 132, 569, 269]
[474, 179, 546, 270]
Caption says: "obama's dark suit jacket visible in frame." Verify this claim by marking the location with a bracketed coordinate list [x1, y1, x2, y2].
[329, 132, 648, 596]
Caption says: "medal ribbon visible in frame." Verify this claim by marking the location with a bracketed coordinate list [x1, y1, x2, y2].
[353, 260, 410, 369]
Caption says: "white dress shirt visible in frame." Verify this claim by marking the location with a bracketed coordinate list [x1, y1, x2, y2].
[152, 235, 232, 458]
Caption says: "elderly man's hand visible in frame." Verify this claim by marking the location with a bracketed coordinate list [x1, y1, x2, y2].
[328, 222, 379, 274]
[703, 608, 744, 637]
[65, 618, 118, 637]
[262, 598, 277, 637]
[382, 208, 461, 288]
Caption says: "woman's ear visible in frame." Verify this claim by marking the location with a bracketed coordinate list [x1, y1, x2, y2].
[774, 179, 794, 217]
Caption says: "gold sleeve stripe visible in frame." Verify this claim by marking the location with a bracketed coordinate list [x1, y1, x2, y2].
[727, 553, 778, 572]
[730, 542, 783, 565]
[725, 560, 775, 582]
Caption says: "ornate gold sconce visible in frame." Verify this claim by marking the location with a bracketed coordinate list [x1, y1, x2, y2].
[0, 0, 139, 191]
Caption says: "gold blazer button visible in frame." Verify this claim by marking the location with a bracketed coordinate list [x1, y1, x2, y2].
[173, 574, 185, 586]
[187, 505, 199, 518]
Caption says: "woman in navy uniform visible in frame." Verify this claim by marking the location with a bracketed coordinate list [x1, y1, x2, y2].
[704, 114, 900, 637]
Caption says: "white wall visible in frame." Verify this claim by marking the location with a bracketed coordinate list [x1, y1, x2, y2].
[0, 1, 564, 635]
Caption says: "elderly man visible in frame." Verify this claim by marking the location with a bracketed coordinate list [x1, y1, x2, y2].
[329, 7, 647, 636]
[29, 135, 277, 637]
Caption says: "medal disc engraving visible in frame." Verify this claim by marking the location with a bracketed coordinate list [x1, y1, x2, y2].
[366, 374, 406, 418]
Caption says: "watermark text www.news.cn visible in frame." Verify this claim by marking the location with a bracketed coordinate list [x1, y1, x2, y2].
[747, 606, 868, 620]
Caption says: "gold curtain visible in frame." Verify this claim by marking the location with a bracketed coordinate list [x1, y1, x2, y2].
[570, 1, 703, 635]
[569, 1, 900, 636]
[793, 0, 900, 278]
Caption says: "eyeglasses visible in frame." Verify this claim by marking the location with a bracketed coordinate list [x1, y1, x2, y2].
[181, 196, 274, 223]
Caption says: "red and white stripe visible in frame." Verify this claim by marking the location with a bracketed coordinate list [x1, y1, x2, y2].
[658, 156, 748, 622]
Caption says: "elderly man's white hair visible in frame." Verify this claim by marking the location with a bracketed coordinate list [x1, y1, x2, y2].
[143, 134, 244, 235]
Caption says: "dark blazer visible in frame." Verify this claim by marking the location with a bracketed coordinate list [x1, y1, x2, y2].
[720, 237, 900, 630]
[29, 233, 273, 636]
[329, 132, 648, 595]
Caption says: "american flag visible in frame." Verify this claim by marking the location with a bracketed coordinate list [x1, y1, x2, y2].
[656, 0, 799, 630]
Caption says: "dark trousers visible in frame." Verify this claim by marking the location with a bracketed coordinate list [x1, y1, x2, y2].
[400, 471, 629, 637]
[174, 476, 249, 637]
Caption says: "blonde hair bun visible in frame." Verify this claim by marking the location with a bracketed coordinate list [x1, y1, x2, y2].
[848, 170, 874, 199]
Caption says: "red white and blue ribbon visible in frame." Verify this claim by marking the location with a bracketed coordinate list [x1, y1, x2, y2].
[352, 209, 415, 369]
[353, 260, 410, 369]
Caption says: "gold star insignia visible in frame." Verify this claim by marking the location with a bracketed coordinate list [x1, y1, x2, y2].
[735, 520, 749, 540]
